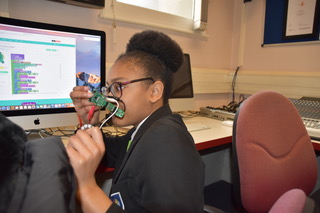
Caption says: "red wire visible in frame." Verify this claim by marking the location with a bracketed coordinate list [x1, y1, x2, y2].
[88, 105, 95, 124]
[77, 105, 95, 128]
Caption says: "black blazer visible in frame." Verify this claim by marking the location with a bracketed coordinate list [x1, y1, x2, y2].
[7, 137, 76, 213]
[103, 105, 204, 213]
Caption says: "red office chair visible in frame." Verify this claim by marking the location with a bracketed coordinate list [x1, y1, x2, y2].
[232, 90, 319, 213]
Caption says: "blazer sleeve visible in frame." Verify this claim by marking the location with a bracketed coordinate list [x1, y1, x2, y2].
[106, 203, 127, 213]
[8, 137, 77, 213]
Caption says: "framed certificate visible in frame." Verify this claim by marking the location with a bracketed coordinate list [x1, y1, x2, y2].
[283, 0, 320, 39]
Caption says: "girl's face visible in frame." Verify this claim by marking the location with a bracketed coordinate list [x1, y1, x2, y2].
[106, 60, 163, 127]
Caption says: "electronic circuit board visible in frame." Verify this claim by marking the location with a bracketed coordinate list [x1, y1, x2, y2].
[89, 91, 125, 118]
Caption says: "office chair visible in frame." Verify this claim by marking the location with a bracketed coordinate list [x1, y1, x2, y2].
[232, 90, 319, 213]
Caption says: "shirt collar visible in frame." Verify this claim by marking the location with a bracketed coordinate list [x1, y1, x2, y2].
[130, 115, 151, 141]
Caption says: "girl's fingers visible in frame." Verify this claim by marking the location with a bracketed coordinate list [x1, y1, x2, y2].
[86, 127, 105, 153]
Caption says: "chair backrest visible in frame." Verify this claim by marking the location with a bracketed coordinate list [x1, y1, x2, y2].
[232, 90, 318, 213]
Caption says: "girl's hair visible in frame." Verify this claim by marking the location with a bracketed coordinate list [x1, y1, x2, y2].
[117, 30, 184, 104]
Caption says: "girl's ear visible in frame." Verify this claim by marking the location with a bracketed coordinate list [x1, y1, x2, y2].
[149, 81, 164, 103]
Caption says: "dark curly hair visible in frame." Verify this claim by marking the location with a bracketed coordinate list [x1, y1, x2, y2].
[117, 30, 184, 104]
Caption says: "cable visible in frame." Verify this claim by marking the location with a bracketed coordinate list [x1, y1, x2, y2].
[77, 105, 95, 128]
[99, 99, 120, 129]
[88, 105, 95, 124]
[211, 65, 244, 113]
[232, 66, 240, 103]
[175, 110, 200, 118]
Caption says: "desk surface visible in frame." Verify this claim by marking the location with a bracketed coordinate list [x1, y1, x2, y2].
[29, 115, 320, 152]
[184, 116, 232, 144]
[183, 116, 320, 151]
[45, 115, 319, 173]
[183, 116, 232, 151]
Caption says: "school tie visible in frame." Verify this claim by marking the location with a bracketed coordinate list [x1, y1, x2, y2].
[126, 139, 132, 152]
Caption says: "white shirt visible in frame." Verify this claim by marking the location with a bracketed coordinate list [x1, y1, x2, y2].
[130, 115, 151, 141]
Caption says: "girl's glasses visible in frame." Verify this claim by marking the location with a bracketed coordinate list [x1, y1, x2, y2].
[102, 77, 155, 99]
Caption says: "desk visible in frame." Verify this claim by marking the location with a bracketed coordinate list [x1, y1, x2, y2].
[312, 140, 320, 151]
[183, 116, 320, 152]
[29, 115, 320, 157]
[183, 116, 232, 151]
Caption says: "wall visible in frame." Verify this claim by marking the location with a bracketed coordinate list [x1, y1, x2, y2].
[237, 1, 320, 73]
[4, 0, 238, 110]
[3, 0, 320, 108]
[231, 1, 320, 99]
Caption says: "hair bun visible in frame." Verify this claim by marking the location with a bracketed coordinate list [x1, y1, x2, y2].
[126, 30, 183, 73]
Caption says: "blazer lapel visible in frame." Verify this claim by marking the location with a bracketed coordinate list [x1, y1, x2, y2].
[112, 136, 138, 183]
[112, 105, 172, 183]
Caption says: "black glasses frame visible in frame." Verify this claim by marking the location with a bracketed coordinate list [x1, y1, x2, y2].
[103, 77, 155, 99]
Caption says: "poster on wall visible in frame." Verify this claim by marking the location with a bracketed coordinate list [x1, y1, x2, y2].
[284, 0, 320, 39]
[263, 0, 320, 45]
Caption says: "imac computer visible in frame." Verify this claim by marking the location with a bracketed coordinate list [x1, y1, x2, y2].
[0, 17, 106, 130]
[169, 53, 195, 111]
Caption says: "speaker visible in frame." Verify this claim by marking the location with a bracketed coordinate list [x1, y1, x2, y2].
[194, 0, 208, 31]
[51, 0, 105, 9]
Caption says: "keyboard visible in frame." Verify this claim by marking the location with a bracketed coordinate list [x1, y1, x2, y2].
[185, 123, 211, 132]
[292, 98, 320, 140]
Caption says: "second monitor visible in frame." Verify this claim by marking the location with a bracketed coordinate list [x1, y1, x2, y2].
[169, 53, 195, 111]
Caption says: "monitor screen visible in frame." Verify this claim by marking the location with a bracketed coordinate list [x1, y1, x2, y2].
[170, 53, 194, 98]
[0, 17, 106, 130]
[169, 53, 195, 111]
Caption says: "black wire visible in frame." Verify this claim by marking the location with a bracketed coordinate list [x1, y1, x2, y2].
[56, 127, 76, 136]
[211, 68, 246, 113]
[175, 110, 200, 118]
[232, 66, 241, 103]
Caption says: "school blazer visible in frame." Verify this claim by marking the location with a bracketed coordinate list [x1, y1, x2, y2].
[103, 105, 205, 213]
[7, 137, 76, 213]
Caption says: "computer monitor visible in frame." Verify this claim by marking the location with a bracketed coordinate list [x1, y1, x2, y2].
[0, 17, 106, 130]
[169, 53, 195, 111]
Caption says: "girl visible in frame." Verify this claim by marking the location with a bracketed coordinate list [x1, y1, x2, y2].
[67, 30, 204, 213]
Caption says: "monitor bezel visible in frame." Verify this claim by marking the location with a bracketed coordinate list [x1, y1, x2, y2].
[0, 17, 106, 117]
[170, 53, 194, 99]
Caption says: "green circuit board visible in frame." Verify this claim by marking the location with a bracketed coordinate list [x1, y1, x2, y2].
[89, 91, 125, 118]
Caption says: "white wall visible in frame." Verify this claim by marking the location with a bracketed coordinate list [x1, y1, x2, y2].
[5, 0, 236, 69]
[4, 0, 320, 108]
[229, 1, 320, 99]
[232, 0, 320, 73]
[5, 0, 238, 109]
